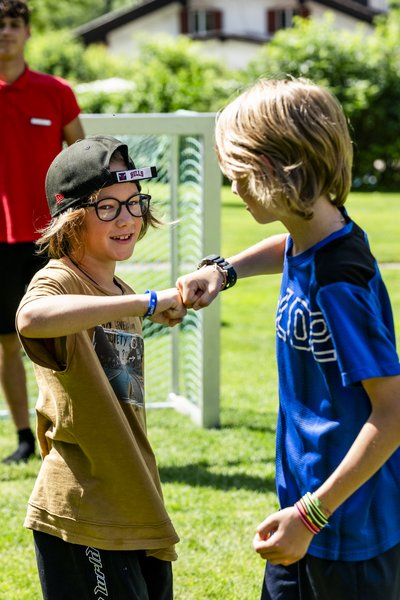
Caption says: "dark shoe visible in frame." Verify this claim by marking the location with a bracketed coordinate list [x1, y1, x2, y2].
[2, 428, 35, 464]
[2, 442, 35, 464]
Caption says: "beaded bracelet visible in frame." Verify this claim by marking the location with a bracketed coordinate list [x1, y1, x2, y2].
[144, 290, 158, 317]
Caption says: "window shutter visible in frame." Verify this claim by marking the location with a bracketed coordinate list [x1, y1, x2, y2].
[180, 8, 189, 33]
[267, 9, 276, 33]
[213, 9, 222, 32]
[298, 6, 310, 17]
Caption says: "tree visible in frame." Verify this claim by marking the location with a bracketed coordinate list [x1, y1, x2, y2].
[128, 34, 240, 113]
[244, 12, 400, 188]
[26, 30, 133, 82]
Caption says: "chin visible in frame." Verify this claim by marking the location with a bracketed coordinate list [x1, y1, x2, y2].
[250, 213, 270, 225]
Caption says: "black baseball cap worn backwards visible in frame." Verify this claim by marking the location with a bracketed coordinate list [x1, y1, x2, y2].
[46, 135, 158, 218]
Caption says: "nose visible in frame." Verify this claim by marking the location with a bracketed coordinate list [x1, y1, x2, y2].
[116, 204, 141, 224]
[0, 21, 14, 35]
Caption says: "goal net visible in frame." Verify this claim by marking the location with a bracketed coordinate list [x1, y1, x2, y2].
[2, 113, 222, 427]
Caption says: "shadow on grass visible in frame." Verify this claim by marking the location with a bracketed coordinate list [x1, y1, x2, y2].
[159, 461, 276, 493]
[220, 409, 277, 435]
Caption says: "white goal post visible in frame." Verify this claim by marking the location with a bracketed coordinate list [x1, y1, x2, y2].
[81, 112, 223, 428]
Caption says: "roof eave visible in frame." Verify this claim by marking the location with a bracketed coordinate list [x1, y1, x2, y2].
[74, 0, 182, 43]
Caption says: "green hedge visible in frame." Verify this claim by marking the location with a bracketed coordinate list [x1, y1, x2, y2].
[26, 9, 400, 189]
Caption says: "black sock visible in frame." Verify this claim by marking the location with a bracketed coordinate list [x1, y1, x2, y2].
[17, 427, 35, 446]
[2, 427, 35, 464]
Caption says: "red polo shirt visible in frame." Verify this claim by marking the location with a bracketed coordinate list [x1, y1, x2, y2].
[0, 67, 81, 243]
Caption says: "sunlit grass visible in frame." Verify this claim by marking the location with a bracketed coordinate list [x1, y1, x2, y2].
[0, 188, 399, 599]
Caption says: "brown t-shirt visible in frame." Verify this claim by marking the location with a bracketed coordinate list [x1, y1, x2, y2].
[17, 260, 178, 559]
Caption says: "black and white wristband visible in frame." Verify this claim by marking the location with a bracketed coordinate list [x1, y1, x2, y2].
[144, 290, 158, 317]
[197, 254, 237, 290]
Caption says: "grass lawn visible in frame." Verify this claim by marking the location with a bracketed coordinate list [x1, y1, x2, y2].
[0, 189, 399, 599]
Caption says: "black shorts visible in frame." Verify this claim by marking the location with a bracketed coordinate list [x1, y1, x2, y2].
[261, 542, 400, 600]
[33, 530, 173, 600]
[0, 242, 47, 334]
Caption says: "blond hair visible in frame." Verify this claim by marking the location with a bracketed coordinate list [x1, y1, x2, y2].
[215, 78, 353, 219]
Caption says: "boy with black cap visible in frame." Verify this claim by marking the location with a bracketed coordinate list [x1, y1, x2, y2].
[16, 135, 185, 600]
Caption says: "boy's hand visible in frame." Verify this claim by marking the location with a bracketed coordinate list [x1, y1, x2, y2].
[150, 288, 187, 327]
[253, 506, 314, 566]
[176, 265, 224, 310]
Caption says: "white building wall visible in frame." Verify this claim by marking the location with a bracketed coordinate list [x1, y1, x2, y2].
[308, 3, 374, 34]
[107, 4, 180, 56]
[200, 38, 264, 70]
[103, 1, 384, 67]
[369, 0, 388, 10]
[189, 0, 273, 36]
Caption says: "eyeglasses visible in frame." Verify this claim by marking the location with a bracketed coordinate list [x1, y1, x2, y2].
[83, 193, 151, 221]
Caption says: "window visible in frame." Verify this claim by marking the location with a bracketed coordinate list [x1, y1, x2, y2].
[180, 8, 222, 34]
[267, 6, 309, 34]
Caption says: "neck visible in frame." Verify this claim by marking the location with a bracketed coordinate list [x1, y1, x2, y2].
[66, 255, 123, 294]
[0, 58, 25, 84]
[282, 196, 346, 256]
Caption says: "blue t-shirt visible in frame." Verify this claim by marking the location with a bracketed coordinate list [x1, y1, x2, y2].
[275, 215, 400, 560]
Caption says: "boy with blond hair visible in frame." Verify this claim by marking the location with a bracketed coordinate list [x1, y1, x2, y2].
[177, 78, 400, 600]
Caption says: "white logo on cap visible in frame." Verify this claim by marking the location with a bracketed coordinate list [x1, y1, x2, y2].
[116, 168, 153, 182]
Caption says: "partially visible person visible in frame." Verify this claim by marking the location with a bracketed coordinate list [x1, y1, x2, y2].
[16, 135, 185, 599]
[177, 78, 400, 600]
[0, 0, 84, 463]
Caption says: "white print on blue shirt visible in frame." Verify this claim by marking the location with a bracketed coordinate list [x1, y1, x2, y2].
[276, 287, 337, 363]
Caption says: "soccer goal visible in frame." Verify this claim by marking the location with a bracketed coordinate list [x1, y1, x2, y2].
[81, 113, 222, 427]
[0, 113, 222, 427]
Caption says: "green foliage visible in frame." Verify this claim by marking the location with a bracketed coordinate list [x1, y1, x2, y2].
[26, 30, 85, 80]
[128, 35, 239, 113]
[28, 0, 137, 32]
[26, 31, 239, 114]
[243, 12, 400, 189]
[25, 31, 132, 83]
[75, 35, 240, 114]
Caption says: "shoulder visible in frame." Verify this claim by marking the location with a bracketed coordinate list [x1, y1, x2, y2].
[27, 68, 74, 92]
[29, 260, 87, 293]
[314, 223, 376, 289]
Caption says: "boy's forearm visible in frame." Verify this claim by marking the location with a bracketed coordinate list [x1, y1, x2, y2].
[314, 376, 400, 516]
[17, 290, 184, 338]
[17, 295, 147, 338]
[228, 233, 287, 279]
[177, 233, 288, 310]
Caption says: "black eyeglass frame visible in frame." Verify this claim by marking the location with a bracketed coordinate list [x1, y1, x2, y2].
[81, 193, 151, 221]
